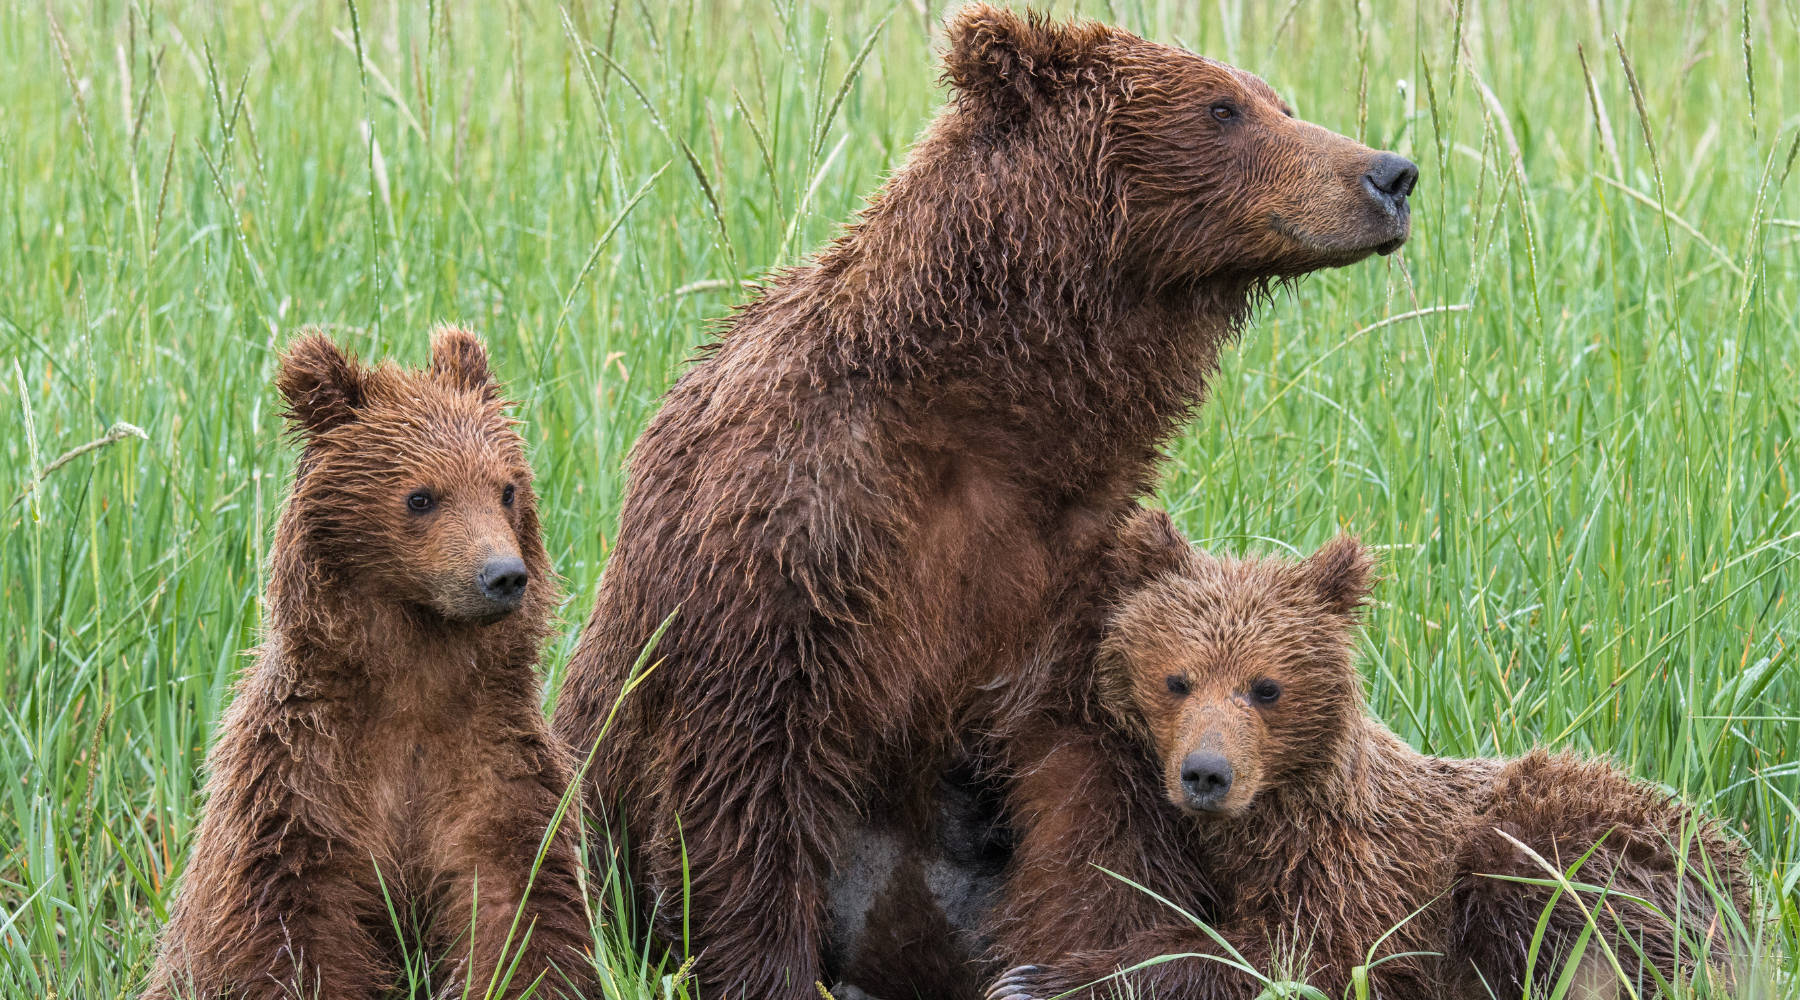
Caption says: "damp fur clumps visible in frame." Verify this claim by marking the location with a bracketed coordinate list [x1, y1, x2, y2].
[988, 507, 1752, 1000]
[552, 4, 1417, 998]
[145, 330, 594, 1000]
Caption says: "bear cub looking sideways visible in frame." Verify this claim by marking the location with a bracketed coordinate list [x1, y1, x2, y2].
[146, 331, 593, 1000]
[990, 510, 1748, 1000]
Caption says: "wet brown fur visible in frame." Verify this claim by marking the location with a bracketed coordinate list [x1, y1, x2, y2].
[823, 761, 1012, 999]
[145, 331, 594, 1000]
[550, 6, 1414, 997]
[990, 511, 1751, 1000]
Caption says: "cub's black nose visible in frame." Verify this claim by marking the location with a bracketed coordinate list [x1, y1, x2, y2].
[478, 556, 529, 609]
[1180, 751, 1233, 810]
[1364, 152, 1418, 209]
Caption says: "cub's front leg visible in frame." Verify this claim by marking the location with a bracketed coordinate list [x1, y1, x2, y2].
[147, 822, 392, 1000]
[433, 739, 596, 1000]
[987, 723, 1216, 973]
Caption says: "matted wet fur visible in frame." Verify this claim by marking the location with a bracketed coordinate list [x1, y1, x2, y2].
[551, 4, 1416, 997]
[145, 331, 593, 1000]
[987, 510, 1750, 1000]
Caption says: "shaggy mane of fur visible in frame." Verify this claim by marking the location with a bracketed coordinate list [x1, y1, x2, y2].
[552, 5, 1414, 997]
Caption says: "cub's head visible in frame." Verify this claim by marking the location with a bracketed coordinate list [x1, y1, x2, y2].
[1100, 518, 1375, 819]
[943, 4, 1414, 283]
[275, 328, 548, 628]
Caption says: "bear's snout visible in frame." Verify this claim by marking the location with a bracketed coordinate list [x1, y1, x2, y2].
[1361, 151, 1417, 257]
[1362, 152, 1417, 214]
[477, 556, 530, 613]
[1179, 750, 1233, 812]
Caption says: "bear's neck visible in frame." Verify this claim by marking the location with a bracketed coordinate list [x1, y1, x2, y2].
[776, 130, 1255, 499]
[259, 539, 545, 708]
[1209, 717, 1422, 832]
[1189, 716, 1496, 908]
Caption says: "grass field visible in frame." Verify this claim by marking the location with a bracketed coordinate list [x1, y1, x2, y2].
[2, 0, 1798, 996]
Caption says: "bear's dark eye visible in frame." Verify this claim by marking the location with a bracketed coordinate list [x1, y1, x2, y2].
[1211, 103, 1237, 122]
[406, 490, 435, 513]
[501, 484, 516, 507]
[1250, 679, 1281, 705]
[1166, 675, 1190, 697]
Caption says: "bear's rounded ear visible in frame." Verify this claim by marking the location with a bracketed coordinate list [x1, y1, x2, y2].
[1300, 533, 1376, 616]
[1104, 506, 1195, 592]
[943, 4, 1101, 120]
[277, 332, 366, 436]
[1094, 630, 1153, 745]
[429, 326, 496, 399]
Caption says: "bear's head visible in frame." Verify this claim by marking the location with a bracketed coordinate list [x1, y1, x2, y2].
[275, 328, 548, 629]
[942, 4, 1414, 284]
[1099, 517, 1375, 819]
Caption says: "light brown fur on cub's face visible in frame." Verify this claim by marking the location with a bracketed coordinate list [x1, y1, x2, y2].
[1099, 534, 1375, 818]
[277, 328, 541, 627]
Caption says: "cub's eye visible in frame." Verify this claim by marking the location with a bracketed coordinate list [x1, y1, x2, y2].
[1165, 675, 1190, 697]
[501, 484, 516, 507]
[1211, 104, 1236, 121]
[1250, 679, 1282, 705]
[406, 491, 435, 512]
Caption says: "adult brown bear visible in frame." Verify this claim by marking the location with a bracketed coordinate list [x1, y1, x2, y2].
[552, 5, 1416, 997]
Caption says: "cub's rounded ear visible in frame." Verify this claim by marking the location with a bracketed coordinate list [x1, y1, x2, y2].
[1103, 506, 1195, 592]
[1094, 635, 1153, 746]
[943, 4, 1106, 119]
[429, 326, 496, 398]
[1300, 533, 1376, 616]
[277, 332, 366, 436]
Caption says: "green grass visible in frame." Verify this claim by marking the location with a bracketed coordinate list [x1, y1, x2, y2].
[1, 0, 1796, 996]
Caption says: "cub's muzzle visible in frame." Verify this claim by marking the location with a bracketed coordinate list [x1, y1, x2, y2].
[476, 556, 529, 616]
[1179, 749, 1233, 812]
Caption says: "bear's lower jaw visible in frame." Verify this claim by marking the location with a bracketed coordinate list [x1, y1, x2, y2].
[415, 598, 519, 627]
[1267, 215, 1410, 266]
[465, 608, 519, 626]
[1173, 797, 1251, 821]
[1375, 236, 1408, 257]
[422, 584, 528, 625]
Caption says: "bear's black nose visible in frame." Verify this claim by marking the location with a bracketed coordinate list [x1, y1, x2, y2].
[1180, 751, 1233, 810]
[1363, 152, 1418, 210]
[478, 556, 529, 610]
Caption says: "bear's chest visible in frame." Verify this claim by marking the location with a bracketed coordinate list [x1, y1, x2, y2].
[353, 698, 537, 838]
[900, 455, 1124, 702]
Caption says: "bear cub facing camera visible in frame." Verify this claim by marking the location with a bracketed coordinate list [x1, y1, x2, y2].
[145, 331, 593, 1000]
[991, 511, 1749, 1000]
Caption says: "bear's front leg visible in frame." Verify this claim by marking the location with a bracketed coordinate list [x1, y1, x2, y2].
[642, 732, 843, 1000]
[147, 834, 393, 1000]
[987, 723, 1215, 964]
[255, 856, 395, 1000]
[434, 771, 597, 999]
